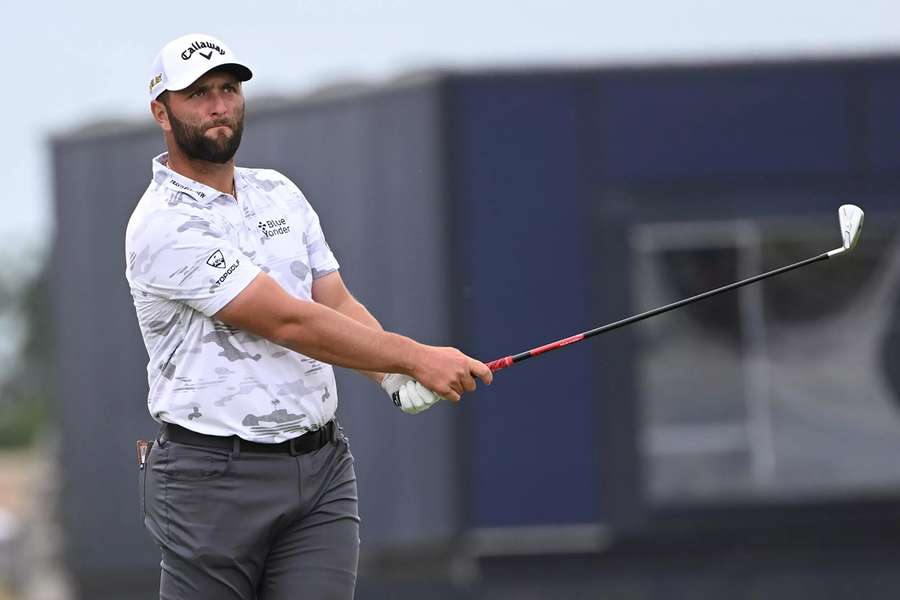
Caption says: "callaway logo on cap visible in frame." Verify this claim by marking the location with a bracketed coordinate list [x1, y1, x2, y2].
[148, 33, 253, 101]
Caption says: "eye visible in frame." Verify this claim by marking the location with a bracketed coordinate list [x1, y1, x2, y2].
[189, 88, 207, 98]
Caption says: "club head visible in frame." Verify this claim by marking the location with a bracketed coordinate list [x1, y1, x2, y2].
[839, 204, 864, 251]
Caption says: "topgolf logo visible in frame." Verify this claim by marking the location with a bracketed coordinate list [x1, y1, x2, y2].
[206, 250, 226, 269]
[212, 260, 240, 287]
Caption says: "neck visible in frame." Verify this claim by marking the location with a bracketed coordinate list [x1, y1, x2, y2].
[165, 145, 236, 196]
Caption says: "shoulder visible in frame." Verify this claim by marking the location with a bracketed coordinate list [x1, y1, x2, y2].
[126, 187, 224, 253]
[238, 167, 300, 191]
[237, 167, 310, 204]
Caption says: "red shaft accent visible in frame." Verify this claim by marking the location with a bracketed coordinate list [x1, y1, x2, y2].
[529, 333, 585, 357]
[486, 356, 514, 371]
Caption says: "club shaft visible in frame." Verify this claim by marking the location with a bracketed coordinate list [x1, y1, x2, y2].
[485, 251, 832, 371]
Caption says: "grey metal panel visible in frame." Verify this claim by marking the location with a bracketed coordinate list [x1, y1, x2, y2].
[51, 128, 167, 583]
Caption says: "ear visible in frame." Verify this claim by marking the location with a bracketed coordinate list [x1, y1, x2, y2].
[150, 99, 172, 132]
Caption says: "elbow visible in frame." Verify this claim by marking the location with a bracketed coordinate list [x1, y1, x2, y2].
[268, 322, 292, 349]
[269, 315, 306, 350]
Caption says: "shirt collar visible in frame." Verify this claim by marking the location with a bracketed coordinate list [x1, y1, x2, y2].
[234, 167, 251, 193]
[152, 152, 234, 202]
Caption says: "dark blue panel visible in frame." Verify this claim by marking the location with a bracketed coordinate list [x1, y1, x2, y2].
[589, 66, 852, 181]
[452, 77, 600, 527]
[862, 63, 900, 173]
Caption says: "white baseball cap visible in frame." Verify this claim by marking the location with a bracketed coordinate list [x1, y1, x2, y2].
[149, 33, 253, 101]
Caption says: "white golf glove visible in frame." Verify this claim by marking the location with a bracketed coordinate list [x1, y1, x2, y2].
[381, 374, 443, 414]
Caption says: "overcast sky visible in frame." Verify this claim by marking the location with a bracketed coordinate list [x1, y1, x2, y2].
[4, 0, 900, 270]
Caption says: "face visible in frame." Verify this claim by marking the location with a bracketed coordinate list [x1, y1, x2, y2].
[154, 70, 245, 164]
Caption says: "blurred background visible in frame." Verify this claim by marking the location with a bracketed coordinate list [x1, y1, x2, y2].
[4, 1, 900, 598]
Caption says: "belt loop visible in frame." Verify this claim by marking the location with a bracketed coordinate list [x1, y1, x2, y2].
[289, 437, 299, 457]
[232, 436, 241, 459]
[335, 418, 344, 445]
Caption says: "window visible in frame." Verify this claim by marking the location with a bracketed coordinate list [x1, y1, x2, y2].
[634, 213, 900, 505]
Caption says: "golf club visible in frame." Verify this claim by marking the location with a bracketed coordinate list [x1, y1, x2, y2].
[485, 204, 864, 372]
[392, 205, 864, 406]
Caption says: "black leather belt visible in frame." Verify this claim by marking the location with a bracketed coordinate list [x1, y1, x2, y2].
[162, 420, 336, 455]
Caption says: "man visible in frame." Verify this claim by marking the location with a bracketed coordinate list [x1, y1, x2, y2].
[126, 33, 491, 599]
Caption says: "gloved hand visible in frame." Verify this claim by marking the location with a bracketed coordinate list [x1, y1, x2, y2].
[381, 374, 443, 414]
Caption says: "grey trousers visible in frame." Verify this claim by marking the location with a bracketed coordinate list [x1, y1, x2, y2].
[139, 428, 360, 599]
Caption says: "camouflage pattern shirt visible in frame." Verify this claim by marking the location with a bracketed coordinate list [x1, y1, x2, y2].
[125, 153, 340, 442]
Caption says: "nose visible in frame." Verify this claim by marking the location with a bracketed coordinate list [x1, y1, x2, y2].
[209, 90, 229, 117]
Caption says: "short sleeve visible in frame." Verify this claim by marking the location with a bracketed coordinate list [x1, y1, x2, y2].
[276, 177, 340, 279]
[303, 203, 340, 280]
[127, 211, 261, 316]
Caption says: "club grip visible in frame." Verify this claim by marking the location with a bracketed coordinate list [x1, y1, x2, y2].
[485, 356, 514, 371]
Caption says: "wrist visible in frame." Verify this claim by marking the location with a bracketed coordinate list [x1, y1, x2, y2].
[393, 335, 423, 379]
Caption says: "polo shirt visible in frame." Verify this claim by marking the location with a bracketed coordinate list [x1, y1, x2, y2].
[125, 153, 340, 442]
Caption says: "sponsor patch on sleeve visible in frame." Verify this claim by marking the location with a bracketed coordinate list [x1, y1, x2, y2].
[207, 249, 226, 269]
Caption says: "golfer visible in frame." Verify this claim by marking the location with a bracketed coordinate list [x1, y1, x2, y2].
[125, 33, 491, 599]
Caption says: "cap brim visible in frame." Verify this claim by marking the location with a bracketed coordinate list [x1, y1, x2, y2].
[166, 62, 253, 92]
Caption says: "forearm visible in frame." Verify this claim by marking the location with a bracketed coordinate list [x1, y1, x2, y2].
[328, 295, 388, 385]
[216, 272, 489, 401]
[272, 299, 419, 376]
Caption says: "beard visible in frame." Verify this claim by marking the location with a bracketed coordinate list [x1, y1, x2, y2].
[167, 104, 244, 164]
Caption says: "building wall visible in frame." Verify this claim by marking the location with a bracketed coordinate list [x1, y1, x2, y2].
[52, 57, 900, 598]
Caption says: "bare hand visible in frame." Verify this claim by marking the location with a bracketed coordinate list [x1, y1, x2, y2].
[410, 345, 492, 402]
